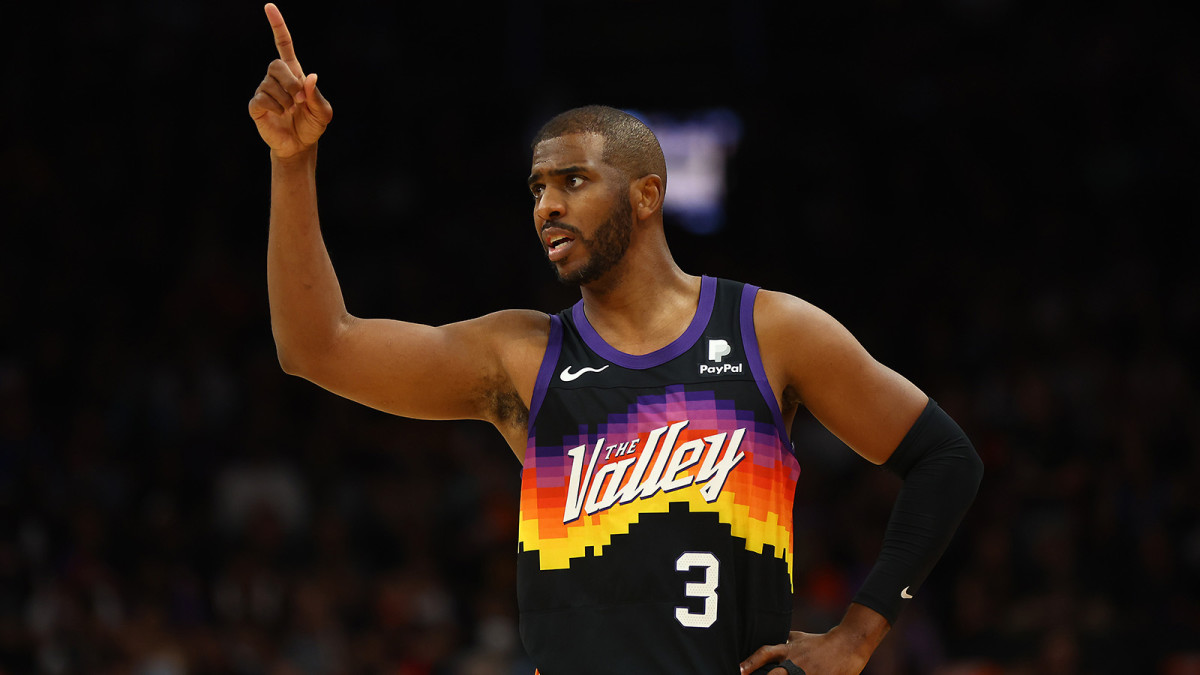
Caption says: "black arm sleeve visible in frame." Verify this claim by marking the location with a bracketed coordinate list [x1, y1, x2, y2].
[851, 398, 984, 625]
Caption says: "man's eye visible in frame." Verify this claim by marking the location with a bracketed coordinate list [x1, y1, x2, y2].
[530, 186, 543, 199]
[566, 176, 584, 188]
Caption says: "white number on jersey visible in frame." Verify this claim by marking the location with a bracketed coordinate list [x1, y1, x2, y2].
[675, 551, 719, 628]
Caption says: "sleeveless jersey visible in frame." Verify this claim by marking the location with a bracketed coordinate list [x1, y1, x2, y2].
[518, 276, 801, 674]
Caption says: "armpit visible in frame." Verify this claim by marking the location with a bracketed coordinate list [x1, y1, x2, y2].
[485, 384, 529, 431]
[782, 384, 804, 411]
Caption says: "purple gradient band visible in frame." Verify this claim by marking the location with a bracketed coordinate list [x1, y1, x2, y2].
[740, 284, 794, 449]
[527, 313, 563, 435]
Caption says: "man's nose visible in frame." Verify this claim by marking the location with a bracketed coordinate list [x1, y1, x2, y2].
[534, 188, 565, 222]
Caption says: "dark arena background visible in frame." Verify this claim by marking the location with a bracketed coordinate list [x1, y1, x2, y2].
[2, 2, 1198, 674]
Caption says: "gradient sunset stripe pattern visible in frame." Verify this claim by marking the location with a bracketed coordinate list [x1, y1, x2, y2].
[519, 385, 800, 577]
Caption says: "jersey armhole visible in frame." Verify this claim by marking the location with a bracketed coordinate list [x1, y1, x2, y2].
[527, 313, 564, 436]
[739, 284, 794, 449]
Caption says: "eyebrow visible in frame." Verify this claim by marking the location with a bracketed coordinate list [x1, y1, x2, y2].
[527, 165, 588, 186]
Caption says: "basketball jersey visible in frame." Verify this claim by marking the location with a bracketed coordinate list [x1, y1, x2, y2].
[518, 276, 800, 674]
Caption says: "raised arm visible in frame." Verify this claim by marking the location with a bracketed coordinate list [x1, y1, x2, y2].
[247, 5, 545, 454]
[741, 290, 983, 675]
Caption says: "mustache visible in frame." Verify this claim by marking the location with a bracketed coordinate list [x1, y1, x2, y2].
[540, 222, 582, 238]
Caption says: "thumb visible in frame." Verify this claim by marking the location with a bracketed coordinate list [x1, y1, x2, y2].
[304, 73, 332, 121]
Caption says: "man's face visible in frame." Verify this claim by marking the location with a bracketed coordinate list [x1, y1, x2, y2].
[528, 133, 633, 286]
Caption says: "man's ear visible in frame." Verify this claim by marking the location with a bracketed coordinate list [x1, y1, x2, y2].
[631, 174, 665, 219]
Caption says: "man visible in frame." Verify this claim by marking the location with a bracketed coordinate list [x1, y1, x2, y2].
[248, 4, 983, 674]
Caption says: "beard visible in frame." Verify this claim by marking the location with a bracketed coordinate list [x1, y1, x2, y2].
[548, 195, 633, 287]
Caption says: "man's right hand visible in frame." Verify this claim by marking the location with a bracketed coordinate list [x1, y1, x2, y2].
[248, 3, 333, 158]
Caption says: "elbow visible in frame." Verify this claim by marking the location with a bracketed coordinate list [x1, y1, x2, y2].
[276, 347, 303, 377]
[271, 315, 350, 380]
[965, 442, 985, 491]
[274, 341, 318, 379]
[270, 322, 323, 379]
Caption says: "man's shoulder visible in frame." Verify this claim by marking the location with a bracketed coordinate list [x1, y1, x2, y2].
[721, 279, 807, 307]
[746, 286, 847, 344]
[746, 286, 811, 315]
[473, 308, 553, 342]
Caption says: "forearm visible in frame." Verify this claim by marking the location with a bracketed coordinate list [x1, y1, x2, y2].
[852, 399, 983, 624]
[267, 146, 350, 372]
[831, 603, 890, 661]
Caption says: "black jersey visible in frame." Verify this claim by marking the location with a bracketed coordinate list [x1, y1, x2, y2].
[518, 276, 800, 675]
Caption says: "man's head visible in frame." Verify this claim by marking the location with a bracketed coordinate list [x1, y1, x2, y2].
[531, 105, 668, 192]
[529, 106, 667, 287]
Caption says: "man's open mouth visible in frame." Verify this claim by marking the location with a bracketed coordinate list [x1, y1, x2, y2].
[544, 230, 576, 261]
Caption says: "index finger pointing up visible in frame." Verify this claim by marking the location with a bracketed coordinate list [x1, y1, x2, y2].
[264, 3, 303, 76]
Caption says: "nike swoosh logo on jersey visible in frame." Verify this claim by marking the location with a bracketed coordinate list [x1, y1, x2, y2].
[559, 365, 610, 382]
[901, 586, 914, 599]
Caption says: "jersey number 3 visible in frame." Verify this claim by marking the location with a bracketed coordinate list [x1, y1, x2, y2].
[675, 552, 719, 628]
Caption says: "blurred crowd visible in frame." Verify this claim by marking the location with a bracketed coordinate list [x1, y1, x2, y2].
[2, 1, 1198, 674]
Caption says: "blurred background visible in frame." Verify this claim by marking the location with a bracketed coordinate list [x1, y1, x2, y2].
[2, 1, 1198, 673]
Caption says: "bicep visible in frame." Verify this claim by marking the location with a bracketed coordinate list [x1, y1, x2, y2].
[296, 310, 545, 424]
[757, 292, 927, 464]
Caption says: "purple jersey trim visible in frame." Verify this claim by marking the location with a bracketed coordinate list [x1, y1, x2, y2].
[571, 275, 717, 370]
[740, 284, 793, 448]
[527, 313, 564, 435]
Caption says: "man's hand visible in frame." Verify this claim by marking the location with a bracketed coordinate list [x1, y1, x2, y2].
[248, 3, 332, 158]
[739, 605, 889, 675]
[739, 631, 863, 675]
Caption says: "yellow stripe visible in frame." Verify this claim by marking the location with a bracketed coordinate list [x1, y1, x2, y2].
[518, 487, 793, 584]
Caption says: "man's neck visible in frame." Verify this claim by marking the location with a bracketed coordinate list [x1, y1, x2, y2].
[579, 258, 701, 356]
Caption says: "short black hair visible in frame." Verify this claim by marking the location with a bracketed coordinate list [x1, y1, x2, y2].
[532, 105, 668, 191]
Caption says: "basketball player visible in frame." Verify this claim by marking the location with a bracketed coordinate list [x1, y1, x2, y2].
[248, 4, 983, 674]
